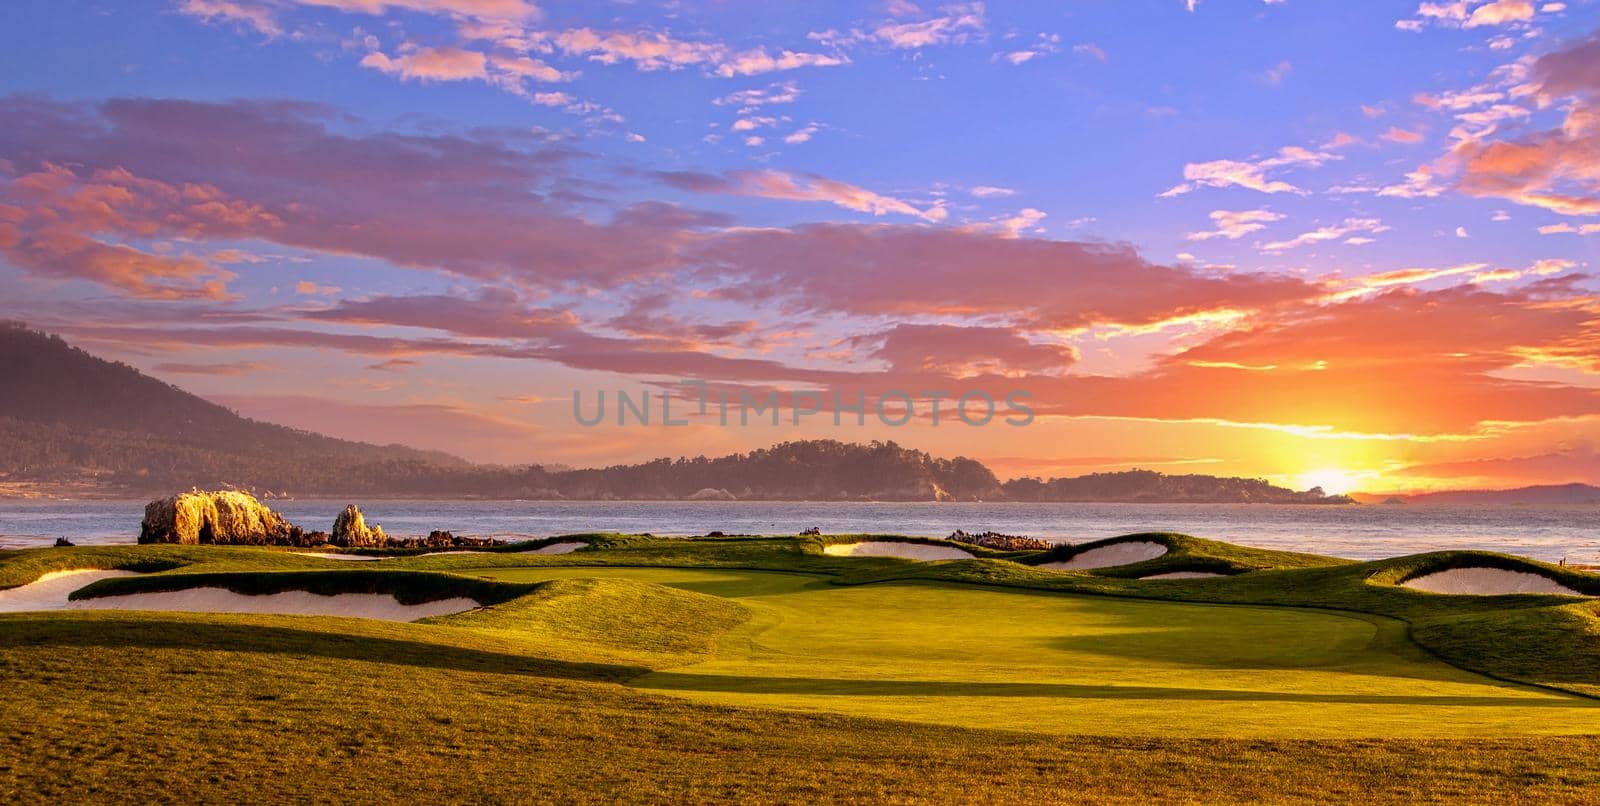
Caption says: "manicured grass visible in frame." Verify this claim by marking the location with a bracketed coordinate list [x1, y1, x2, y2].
[469, 567, 1597, 739]
[438, 577, 752, 667]
[3, 534, 1599, 801]
[3, 612, 1599, 804]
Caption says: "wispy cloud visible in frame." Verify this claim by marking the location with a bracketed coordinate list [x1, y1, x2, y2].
[1161, 146, 1339, 197]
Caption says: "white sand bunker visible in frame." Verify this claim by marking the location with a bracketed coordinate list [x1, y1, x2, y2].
[1402, 567, 1591, 597]
[1040, 541, 1169, 570]
[0, 569, 140, 612]
[71, 589, 480, 621]
[1139, 571, 1226, 580]
[823, 541, 974, 561]
[0, 569, 479, 621]
[523, 541, 588, 555]
[292, 552, 384, 562]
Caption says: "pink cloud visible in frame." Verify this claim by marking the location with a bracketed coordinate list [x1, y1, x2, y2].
[857, 324, 1077, 376]
[360, 46, 489, 82]
[691, 223, 1322, 330]
[656, 169, 946, 221]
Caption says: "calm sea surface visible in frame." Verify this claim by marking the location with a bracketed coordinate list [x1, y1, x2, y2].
[1, 500, 1598, 562]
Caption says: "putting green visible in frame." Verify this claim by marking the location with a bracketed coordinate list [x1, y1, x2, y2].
[468, 566, 1600, 739]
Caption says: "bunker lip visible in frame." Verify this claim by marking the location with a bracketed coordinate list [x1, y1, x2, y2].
[1040, 540, 1169, 570]
[1400, 566, 1592, 597]
[71, 588, 480, 621]
[823, 541, 975, 561]
[522, 541, 589, 555]
[292, 552, 384, 561]
[1139, 571, 1228, 580]
[0, 569, 142, 612]
[1, 568, 486, 620]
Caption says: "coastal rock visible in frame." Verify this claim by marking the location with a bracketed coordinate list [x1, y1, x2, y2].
[139, 490, 299, 545]
[948, 530, 1052, 551]
[331, 504, 385, 548]
[687, 487, 737, 501]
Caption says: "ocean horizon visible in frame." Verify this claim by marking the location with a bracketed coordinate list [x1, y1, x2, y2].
[4, 499, 1597, 564]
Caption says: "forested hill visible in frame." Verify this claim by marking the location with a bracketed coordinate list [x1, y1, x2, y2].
[0, 324, 1352, 502]
[0, 322, 466, 494]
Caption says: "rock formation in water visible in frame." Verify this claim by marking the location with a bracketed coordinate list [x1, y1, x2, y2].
[330, 504, 386, 548]
[947, 530, 1052, 551]
[139, 490, 302, 545]
[687, 487, 737, 501]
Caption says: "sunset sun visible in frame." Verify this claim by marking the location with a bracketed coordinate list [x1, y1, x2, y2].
[1293, 468, 1368, 496]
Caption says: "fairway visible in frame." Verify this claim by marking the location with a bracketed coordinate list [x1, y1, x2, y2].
[468, 566, 1600, 738]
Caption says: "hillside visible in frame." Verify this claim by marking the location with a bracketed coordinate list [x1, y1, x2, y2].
[0, 324, 1352, 502]
[0, 322, 470, 495]
[1387, 483, 1600, 506]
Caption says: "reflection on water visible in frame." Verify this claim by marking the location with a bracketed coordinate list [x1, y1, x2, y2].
[1, 499, 1597, 563]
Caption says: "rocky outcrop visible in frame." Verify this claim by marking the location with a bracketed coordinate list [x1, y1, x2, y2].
[330, 504, 385, 548]
[948, 530, 1052, 551]
[139, 490, 301, 545]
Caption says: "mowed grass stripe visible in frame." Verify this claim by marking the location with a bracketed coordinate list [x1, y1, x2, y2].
[465, 566, 1599, 739]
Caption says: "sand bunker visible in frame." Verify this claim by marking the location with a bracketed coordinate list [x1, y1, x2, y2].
[1040, 541, 1169, 570]
[0, 569, 141, 612]
[823, 541, 974, 560]
[524, 541, 588, 555]
[0, 568, 479, 621]
[73, 589, 480, 621]
[292, 552, 384, 561]
[1139, 571, 1226, 580]
[1402, 567, 1591, 597]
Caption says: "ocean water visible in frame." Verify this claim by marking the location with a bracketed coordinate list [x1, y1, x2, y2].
[1, 500, 1598, 563]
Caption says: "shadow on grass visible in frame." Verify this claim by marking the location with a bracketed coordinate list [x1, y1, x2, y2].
[0, 614, 644, 682]
[634, 672, 1594, 708]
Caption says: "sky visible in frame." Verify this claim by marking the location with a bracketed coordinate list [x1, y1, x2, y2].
[1, 0, 1598, 494]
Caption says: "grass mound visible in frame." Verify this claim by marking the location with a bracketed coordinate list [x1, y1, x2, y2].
[439, 577, 751, 666]
[1372, 551, 1600, 597]
[1411, 602, 1600, 698]
[1023, 532, 1349, 576]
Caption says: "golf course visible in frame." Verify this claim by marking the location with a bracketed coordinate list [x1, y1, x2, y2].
[3, 532, 1599, 802]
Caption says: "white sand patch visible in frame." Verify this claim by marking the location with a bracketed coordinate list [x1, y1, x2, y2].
[823, 541, 974, 560]
[1140, 571, 1226, 580]
[1402, 567, 1591, 597]
[292, 552, 384, 561]
[523, 541, 588, 555]
[1040, 541, 1168, 570]
[0, 568, 480, 620]
[414, 550, 491, 558]
[72, 588, 480, 621]
[0, 569, 140, 612]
